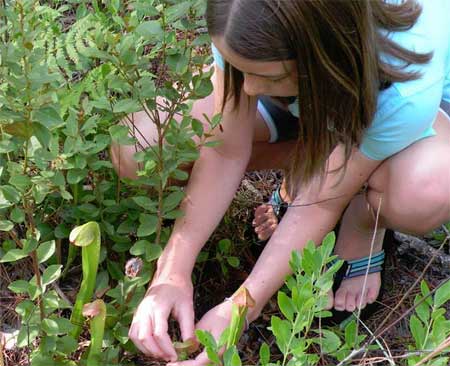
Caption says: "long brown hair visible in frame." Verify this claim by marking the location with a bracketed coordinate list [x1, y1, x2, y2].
[206, 0, 431, 196]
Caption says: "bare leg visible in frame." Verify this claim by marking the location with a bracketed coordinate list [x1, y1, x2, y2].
[253, 109, 450, 312]
[334, 109, 450, 312]
[110, 92, 297, 181]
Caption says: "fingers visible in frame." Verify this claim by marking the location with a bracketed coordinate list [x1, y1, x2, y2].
[129, 299, 177, 362]
[256, 221, 278, 241]
[129, 314, 166, 360]
[174, 302, 196, 342]
[153, 308, 178, 362]
[253, 204, 273, 226]
[253, 205, 278, 240]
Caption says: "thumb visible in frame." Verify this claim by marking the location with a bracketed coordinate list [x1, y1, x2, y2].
[176, 302, 196, 342]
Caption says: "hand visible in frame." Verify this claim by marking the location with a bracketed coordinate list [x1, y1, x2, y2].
[167, 300, 236, 366]
[128, 274, 195, 362]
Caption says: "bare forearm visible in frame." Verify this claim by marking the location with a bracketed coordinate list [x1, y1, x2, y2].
[156, 144, 251, 279]
[243, 205, 342, 320]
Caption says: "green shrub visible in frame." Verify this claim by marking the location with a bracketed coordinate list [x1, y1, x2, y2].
[0, 0, 215, 364]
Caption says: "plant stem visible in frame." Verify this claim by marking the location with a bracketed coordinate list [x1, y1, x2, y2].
[23, 196, 46, 321]
[30, 251, 45, 320]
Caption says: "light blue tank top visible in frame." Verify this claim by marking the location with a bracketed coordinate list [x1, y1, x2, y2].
[211, 0, 450, 160]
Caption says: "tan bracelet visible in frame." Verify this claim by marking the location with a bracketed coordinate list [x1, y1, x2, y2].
[224, 297, 250, 331]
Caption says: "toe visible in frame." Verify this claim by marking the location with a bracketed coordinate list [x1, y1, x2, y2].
[325, 290, 334, 310]
[367, 287, 379, 304]
[334, 288, 347, 311]
[345, 292, 357, 312]
[355, 293, 367, 310]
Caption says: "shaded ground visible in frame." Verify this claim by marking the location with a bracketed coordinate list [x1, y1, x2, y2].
[2, 171, 449, 365]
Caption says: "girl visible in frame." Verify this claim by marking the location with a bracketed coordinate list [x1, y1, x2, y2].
[114, 1, 450, 364]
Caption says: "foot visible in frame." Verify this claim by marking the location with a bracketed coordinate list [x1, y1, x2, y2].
[333, 226, 385, 312]
[333, 273, 381, 312]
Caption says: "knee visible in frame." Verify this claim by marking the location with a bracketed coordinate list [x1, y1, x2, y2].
[110, 113, 150, 180]
[110, 141, 139, 180]
[369, 167, 450, 234]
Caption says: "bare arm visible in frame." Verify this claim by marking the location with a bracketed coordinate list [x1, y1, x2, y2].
[155, 65, 258, 280]
[242, 145, 382, 319]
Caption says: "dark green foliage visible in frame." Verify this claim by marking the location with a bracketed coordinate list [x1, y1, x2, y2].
[0, 0, 215, 363]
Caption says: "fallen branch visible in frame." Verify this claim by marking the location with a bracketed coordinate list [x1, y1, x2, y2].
[395, 232, 450, 274]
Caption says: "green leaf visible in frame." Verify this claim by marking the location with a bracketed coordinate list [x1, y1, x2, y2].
[113, 324, 130, 344]
[9, 175, 31, 191]
[116, 219, 135, 234]
[206, 347, 221, 365]
[410, 315, 425, 348]
[163, 191, 184, 213]
[51, 317, 74, 335]
[0, 248, 27, 262]
[344, 320, 357, 346]
[424, 358, 449, 366]
[113, 99, 142, 114]
[0, 185, 21, 203]
[10, 207, 25, 223]
[67, 169, 88, 184]
[194, 78, 213, 98]
[163, 209, 184, 219]
[231, 350, 242, 366]
[42, 318, 60, 336]
[413, 295, 429, 324]
[270, 316, 291, 352]
[137, 214, 158, 237]
[316, 329, 341, 354]
[0, 220, 14, 231]
[32, 122, 52, 149]
[227, 257, 240, 268]
[278, 291, 295, 321]
[57, 336, 78, 354]
[42, 265, 62, 286]
[321, 231, 336, 260]
[167, 53, 189, 74]
[136, 20, 163, 41]
[8, 280, 30, 294]
[132, 196, 157, 211]
[195, 329, 217, 350]
[17, 324, 39, 348]
[259, 342, 270, 365]
[191, 119, 204, 137]
[23, 238, 38, 254]
[107, 259, 123, 281]
[218, 239, 231, 254]
[434, 279, 450, 308]
[130, 240, 150, 256]
[32, 183, 50, 204]
[145, 244, 162, 262]
[108, 125, 135, 145]
[37, 240, 56, 264]
[33, 106, 64, 129]
[166, 2, 193, 22]
[420, 280, 432, 305]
